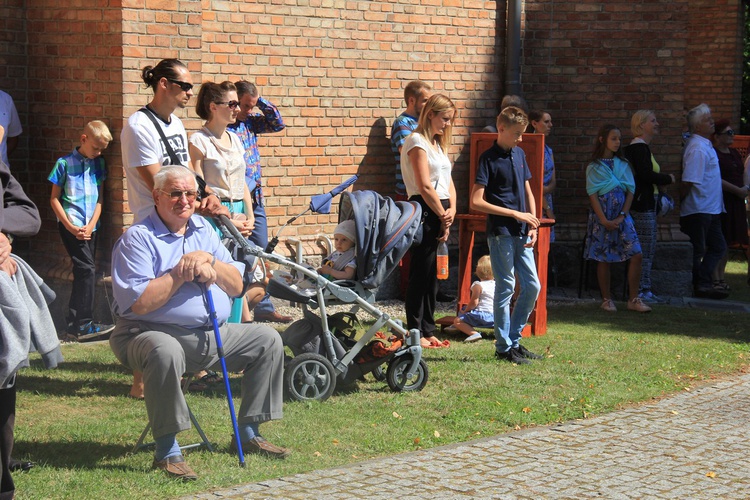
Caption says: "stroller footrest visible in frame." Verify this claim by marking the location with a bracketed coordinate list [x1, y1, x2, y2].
[267, 277, 314, 304]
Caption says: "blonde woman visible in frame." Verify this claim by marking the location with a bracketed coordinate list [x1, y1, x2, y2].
[401, 94, 457, 348]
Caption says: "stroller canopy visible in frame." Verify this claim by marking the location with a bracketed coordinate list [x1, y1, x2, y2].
[338, 190, 422, 289]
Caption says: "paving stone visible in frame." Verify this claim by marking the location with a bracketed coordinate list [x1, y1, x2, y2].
[182, 373, 750, 500]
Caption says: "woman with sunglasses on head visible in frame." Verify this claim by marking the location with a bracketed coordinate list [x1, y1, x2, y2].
[711, 119, 749, 290]
[189, 81, 262, 322]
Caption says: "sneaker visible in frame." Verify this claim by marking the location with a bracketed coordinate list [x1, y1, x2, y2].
[627, 297, 652, 313]
[464, 332, 482, 343]
[152, 454, 197, 481]
[515, 344, 543, 360]
[495, 348, 531, 365]
[76, 322, 115, 341]
[600, 299, 617, 312]
[638, 291, 666, 304]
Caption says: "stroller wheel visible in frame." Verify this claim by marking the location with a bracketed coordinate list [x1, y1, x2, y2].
[371, 364, 386, 381]
[385, 355, 428, 392]
[284, 353, 337, 402]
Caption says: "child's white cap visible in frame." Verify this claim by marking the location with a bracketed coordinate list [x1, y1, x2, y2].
[334, 219, 356, 243]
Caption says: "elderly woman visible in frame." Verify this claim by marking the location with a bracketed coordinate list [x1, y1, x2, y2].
[528, 110, 556, 241]
[401, 94, 457, 348]
[623, 110, 675, 303]
[712, 119, 749, 291]
[189, 81, 264, 322]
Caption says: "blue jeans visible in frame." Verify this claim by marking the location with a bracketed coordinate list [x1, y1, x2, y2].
[247, 202, 276, 315]
[488, 234, 541, 353]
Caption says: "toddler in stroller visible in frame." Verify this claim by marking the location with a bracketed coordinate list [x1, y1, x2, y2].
[227, 189, 428, 402]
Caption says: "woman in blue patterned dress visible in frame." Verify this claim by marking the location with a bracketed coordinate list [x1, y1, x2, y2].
[584, 124, 651, 313]
[529, 110, 556, 241]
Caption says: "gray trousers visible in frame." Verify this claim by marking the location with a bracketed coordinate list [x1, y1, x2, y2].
[110, 318, 284, 439]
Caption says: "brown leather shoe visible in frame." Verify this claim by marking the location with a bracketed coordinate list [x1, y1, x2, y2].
[253, 310, 293, 323]
[152, 454, 198, 481]
[231, 436, 290, 459]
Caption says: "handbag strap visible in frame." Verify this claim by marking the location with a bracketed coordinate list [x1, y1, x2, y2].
[138, 107, 182, 166]
[137, 107, 209, 197]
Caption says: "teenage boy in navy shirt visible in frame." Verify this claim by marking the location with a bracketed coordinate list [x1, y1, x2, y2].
[470, 107, 542, 364]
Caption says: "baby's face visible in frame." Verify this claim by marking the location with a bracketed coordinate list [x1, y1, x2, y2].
[333, 233, 354, 252]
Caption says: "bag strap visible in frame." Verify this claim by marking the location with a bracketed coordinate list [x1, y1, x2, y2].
[137, 107, 209, 198]
[138, 107, 182, 166]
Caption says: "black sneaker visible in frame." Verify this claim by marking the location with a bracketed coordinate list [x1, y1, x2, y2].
[515, 344, 543, 360]
[495, 349, 531, 365]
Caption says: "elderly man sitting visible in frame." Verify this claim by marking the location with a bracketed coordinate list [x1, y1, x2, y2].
[109, 165, 287, 481]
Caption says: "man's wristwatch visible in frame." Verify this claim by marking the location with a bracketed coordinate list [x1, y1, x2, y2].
[619, 211, 626, 217]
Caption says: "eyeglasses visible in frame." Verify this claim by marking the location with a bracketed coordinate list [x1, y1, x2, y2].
[717, 129, 735, 136]
[215, 100, 240, 110]
[160, 189, 197, 201]
[167, 79, 194, 92]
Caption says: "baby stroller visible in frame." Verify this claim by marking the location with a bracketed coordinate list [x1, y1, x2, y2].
[216, 182, 427, 402]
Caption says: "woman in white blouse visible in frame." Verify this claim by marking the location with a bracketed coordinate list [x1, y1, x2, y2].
[401, 94, 457, 347]
[189, 81, 262, 322]
[189, 81, 254, 236]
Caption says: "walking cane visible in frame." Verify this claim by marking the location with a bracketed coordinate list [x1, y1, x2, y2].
[203, 283, 246, 467]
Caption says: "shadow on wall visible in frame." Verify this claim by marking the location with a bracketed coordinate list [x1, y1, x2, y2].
[354, 117, 392, 197]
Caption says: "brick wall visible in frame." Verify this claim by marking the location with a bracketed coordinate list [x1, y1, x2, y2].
[522, 0, 744, 239]
[0, 0, 745, 275]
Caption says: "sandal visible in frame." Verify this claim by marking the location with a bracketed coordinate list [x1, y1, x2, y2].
[199, 370, 223, 385]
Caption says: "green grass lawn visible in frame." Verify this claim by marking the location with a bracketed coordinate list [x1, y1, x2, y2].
[10, 261, 750, 499]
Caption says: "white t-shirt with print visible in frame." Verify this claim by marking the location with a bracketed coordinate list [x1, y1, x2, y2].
[121, 109, 190, 222]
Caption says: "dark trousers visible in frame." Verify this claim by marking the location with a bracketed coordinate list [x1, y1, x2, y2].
[405, 196, 449, 336]
[679, 213, 727, 289]
[58, 222, 98, 328]
[0, 385, 15, 500]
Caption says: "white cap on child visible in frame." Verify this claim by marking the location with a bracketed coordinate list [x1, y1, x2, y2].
[334, 219, 356, 243]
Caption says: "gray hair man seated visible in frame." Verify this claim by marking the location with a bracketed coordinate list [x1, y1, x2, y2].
[109, 165, 287, 481]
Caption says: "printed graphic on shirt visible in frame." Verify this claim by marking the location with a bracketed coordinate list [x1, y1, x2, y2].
[161, 133, 189, 166]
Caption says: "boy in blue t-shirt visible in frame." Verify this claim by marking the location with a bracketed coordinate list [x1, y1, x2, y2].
[470, 107, 543, 364]
[48, 120, 114, 339]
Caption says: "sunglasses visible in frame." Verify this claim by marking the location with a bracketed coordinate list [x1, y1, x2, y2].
[167, 79, 194, 92]
[717, 129, 735, 136]
[215, 100, 240, 110]
[160, 189, 197, 201]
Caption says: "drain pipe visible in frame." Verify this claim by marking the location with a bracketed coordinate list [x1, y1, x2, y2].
[505, 0, 522, 97]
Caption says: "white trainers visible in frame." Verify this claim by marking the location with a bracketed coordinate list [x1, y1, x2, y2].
[600, 299, 617, 312]
[628, 297, 652, 313]
[464, 332, 483, 343]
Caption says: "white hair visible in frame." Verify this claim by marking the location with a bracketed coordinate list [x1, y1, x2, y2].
[686, 103, 711, 133]
[153, 165, 196, 191]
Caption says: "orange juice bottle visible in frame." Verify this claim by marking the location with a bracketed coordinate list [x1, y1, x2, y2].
[436, 241, 449, 280]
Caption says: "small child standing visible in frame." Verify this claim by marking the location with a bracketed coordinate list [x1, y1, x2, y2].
[584, 124, 650, 313]
[470, 107, 543, 364]
[453, 255, 494, 342]
[48, 120, 115, 339]
[317, 219, 357, 281]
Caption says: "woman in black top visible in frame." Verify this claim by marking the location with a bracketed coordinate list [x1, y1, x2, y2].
[623, 110, 675, 303]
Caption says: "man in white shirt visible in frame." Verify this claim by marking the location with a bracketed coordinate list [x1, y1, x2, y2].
[679, 103, 727, 299]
